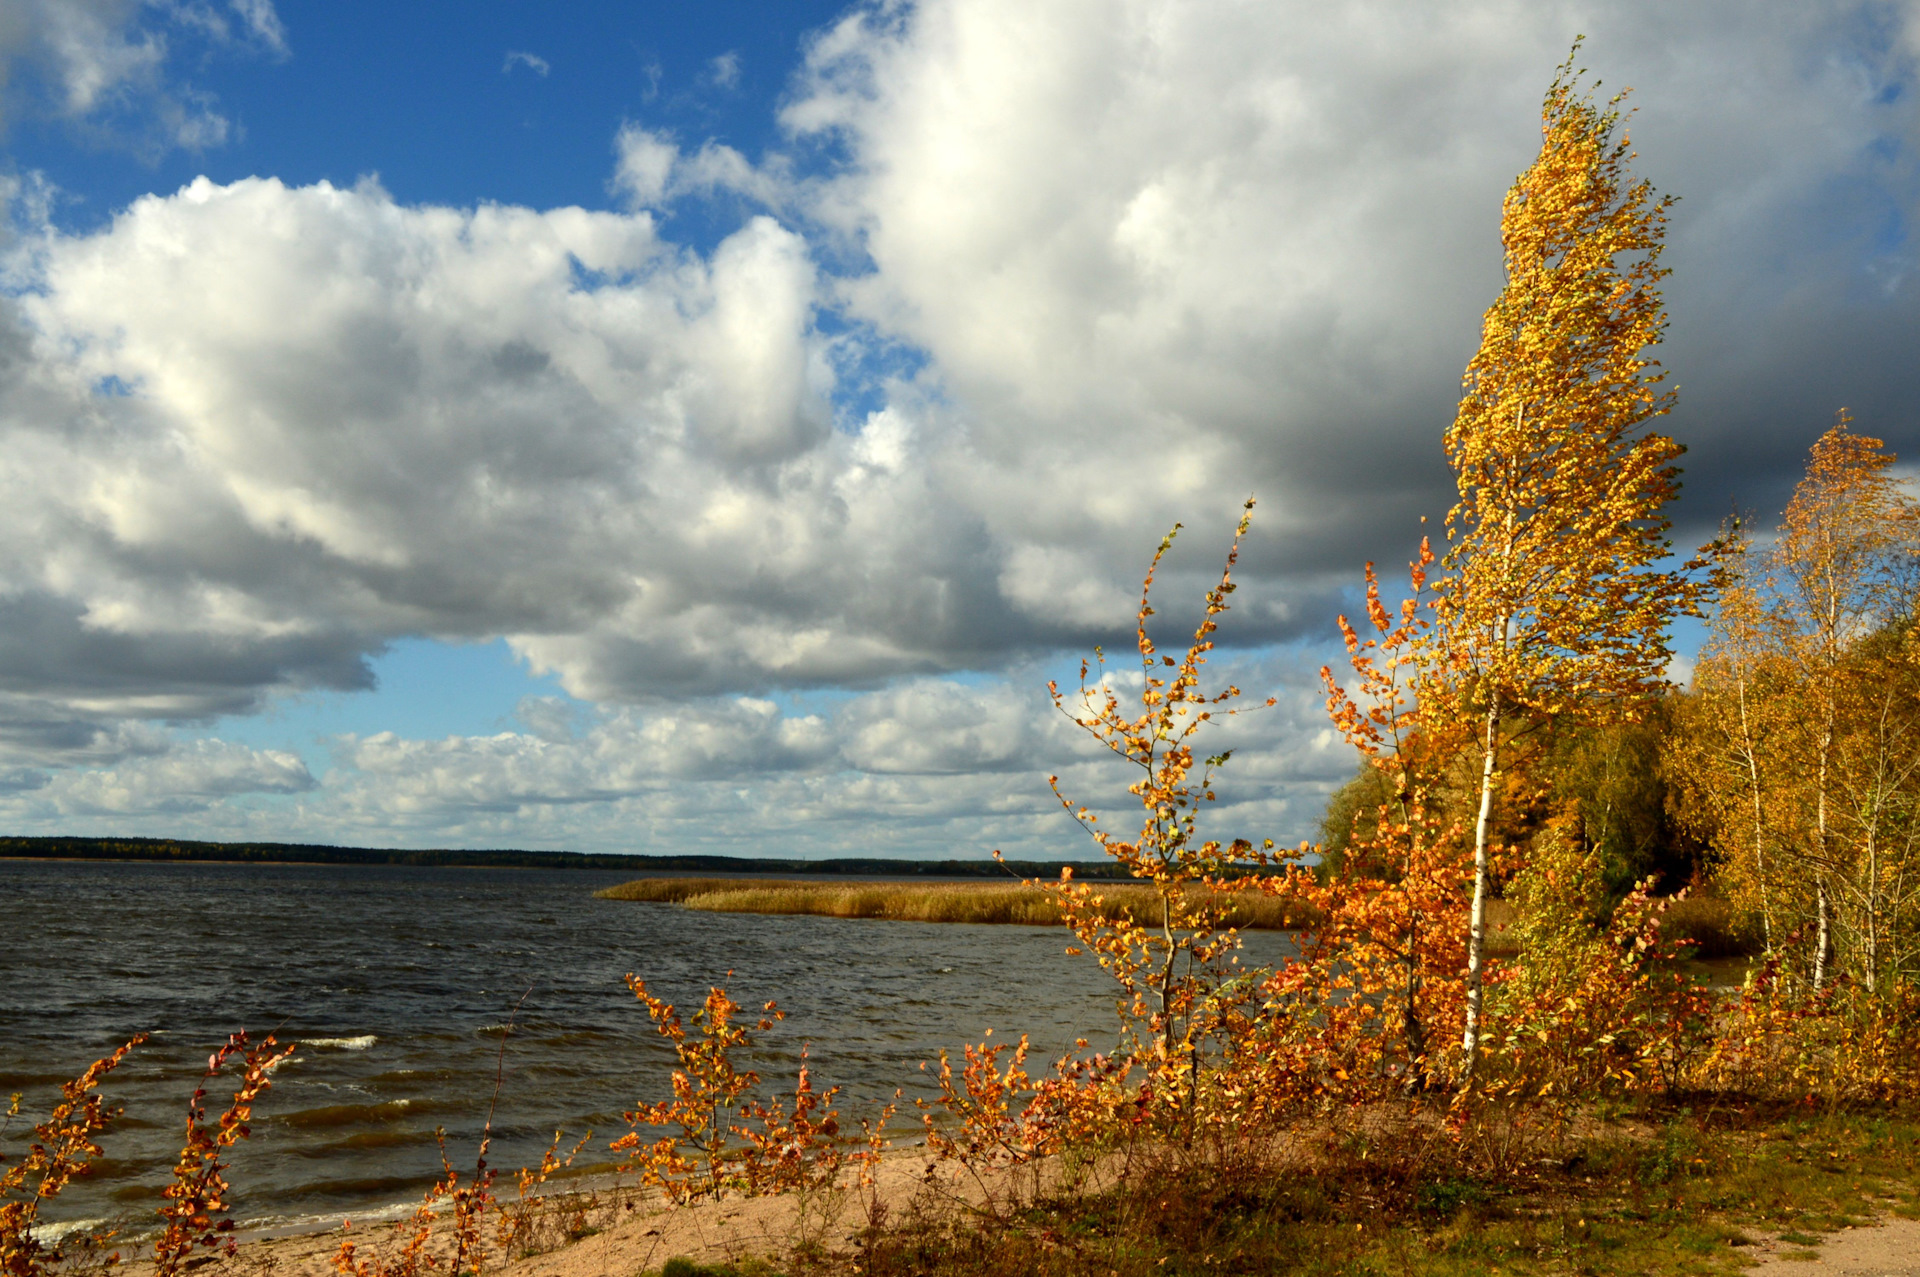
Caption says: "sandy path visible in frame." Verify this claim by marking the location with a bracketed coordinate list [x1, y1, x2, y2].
[1750, 1216, 1920, 1273]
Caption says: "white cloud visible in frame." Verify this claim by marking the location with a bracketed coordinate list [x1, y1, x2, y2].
[0, 171, 1095, 762]
[785, 0, 1920, 574]
[613, 124, 789, 209]
[4, 738, 312, 817]
[707, 51, 742, 90]
[612, 125, 679, 205]
[0, 0, 285, 152]
[0, 652, 1346, 853]
[503, 49, 550, 77]
[3, 0, 1918, 853]
[228, 0, 287, 53]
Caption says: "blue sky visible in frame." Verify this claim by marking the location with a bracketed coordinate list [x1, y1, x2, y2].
[0, 0, 1913, 854]
[8, 2, 846, 230]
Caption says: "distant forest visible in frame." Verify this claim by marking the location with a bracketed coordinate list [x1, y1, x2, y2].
[0, 834, 1129, 879]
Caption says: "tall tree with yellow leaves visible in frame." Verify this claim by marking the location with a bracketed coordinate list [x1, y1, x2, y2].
[1770, 413, 1919, 988]
[1437, 49, 1705, 1078]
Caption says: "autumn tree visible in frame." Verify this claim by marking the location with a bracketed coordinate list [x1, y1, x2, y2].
[1044, 499, 1284, 1118]
[1317, 545, 1475, 1089]
[1769, 413, 1919, 987]
[1435, 50, 1705, 1078]
[1664, 523, 1796, 954]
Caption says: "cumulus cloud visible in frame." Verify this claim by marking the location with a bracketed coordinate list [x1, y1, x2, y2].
[0, 162, 1154, 762]
[707, 51, 742, 91]
[0, 738, 312, 818]
[0, 0, 285, 152]
[785, 0, 1920, 571]
[0, 652, 1347, 854]
[612, 125, 679, 206]
[2, 0, 1917, 852]
[612, 124, 789, 209]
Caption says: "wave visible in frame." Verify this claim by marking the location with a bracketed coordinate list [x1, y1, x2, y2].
[28, 1218, 106, 1245]
[236, 1195, 425, 1240]
[279, 1099, 419, 1129]
[301, 1035, 377, 1050]
[298, 1128, 444, 1158]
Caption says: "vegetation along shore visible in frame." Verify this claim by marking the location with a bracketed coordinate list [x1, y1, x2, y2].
[595, 880, 1754, 959]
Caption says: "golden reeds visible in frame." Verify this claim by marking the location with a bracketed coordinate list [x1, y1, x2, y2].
[595, 879, 1317, 930]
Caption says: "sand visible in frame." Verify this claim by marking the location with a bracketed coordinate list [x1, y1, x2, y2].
[106, 1149, 968, 1277]
[1749, 1215, 1920, 1273]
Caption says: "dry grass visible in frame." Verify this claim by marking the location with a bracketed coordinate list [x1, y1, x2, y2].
[596, 877, 803, 904]
[596, 879, 1316, 931]
[597, 880, 1752, 954]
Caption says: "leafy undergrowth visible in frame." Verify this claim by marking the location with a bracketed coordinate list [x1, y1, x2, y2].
[747, 1105, 1920, 1277]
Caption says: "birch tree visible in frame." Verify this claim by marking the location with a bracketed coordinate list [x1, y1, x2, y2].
[1769, 414, 1919, 987]
[1436, 51, 1704, 1079]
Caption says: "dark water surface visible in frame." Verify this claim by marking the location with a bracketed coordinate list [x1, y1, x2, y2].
[0, 859, 1290, 1235]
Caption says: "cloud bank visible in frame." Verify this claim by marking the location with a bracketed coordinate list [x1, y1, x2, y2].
[1, 0, 1916, 853]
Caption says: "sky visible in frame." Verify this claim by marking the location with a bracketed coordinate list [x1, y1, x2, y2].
[0, 0, 1914, 857]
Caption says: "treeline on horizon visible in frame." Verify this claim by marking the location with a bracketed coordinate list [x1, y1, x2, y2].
[0, 834, 1131, 879]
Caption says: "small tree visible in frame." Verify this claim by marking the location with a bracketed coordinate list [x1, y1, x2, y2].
[1318, 543, 1475, 1089]
[1044, 499, 1281, 1120]
[1436, 48, 1705, 1078]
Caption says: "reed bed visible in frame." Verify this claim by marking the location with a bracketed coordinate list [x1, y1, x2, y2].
[595, 877, 819, 904]
[596, 880, 1751, 957]
[597, 878, 1318, 930]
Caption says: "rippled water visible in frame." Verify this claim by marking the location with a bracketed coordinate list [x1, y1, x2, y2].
[0, 859, 1292, 1235]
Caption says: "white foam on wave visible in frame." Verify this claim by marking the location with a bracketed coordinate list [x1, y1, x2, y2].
[29, 1218, 106, 1245]
[301, 1035, 377, 1050]
[236, 1197, 422, 1242]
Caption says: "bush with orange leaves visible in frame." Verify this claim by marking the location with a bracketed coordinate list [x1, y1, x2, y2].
[1037, 500, 1293, 1135]
[1475, 822, 1714, 1122]
[1697, 967, 1920, 1104]
[330, 1130, 501, 1277]
[611, 974, 865, 1204]
[0, 1037, 143, 1277]
[2, 1032, 293, 1277]
[153, 1032, 297, 1275]
[936, 496, 1732, 1185]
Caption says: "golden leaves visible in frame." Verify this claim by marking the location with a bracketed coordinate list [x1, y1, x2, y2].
[1437, 52, 1702, 721]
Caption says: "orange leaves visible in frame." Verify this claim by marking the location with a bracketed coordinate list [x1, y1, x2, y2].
[1431, 47, 1710, 1078]
[1035, 499, 1309, 1133]
[1047, 498, 1275, 886]
[330, 1132, 501, 1277]
[1673, 415, 1920, 993]
[0, 1036, 144, 1277]
[153, 1032, 296, 1277]
[1475, 823, 1714, 1109]
[612, 976, 859, 1204]
[1321, 541, 1445, 778]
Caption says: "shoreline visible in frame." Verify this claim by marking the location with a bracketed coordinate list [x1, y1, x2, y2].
[88, 1107, 1920, 1277]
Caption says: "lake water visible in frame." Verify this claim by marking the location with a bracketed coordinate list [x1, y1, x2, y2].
[0, 859, 1292, 1236]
